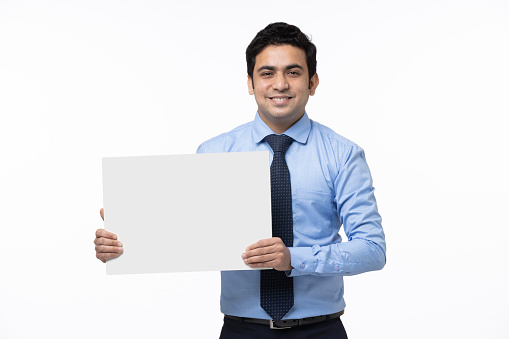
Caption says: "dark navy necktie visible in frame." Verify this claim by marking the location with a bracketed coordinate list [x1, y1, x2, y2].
[260, 134, 294, 321]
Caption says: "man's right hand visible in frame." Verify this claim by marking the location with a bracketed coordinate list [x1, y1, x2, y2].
[94, 208, 123, 263]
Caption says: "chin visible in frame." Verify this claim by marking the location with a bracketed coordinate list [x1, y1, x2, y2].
[268, 110, 294, 119]
[259, 108, 301, 125]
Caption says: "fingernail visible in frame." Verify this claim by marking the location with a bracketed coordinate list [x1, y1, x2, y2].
[118, 247, 123, 252]
[241, 253, 246, 259]
[117, 242, 122, 247]
[113, 235, 117, 240]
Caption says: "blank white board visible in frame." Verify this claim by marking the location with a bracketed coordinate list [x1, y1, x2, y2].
[102, 151, 272, 275]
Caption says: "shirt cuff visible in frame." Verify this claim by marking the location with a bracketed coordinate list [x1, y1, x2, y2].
[287, 246, 319, 277]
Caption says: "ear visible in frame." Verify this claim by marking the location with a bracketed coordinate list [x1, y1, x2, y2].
[247, 75, 254, 95]
[309, 73, 319, 96]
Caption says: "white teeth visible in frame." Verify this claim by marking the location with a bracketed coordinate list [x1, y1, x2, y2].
[272, 97, 289, 101]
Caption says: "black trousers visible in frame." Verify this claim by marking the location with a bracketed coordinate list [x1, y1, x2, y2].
[219, 316, 348, 339]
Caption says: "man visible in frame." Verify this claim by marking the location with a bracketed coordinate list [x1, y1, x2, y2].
[95, 22, 386, 338]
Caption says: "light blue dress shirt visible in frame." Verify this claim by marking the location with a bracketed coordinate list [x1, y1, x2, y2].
[196, 112, 386, 320]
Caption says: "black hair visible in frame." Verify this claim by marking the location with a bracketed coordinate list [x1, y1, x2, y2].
[246, 22, 317, 84]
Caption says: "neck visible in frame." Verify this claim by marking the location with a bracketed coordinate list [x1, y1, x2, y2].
[259, 112, 304, 135]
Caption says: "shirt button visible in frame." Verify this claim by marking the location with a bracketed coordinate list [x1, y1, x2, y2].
[300, 264, 305, 268]
[334, 266, 340, 271]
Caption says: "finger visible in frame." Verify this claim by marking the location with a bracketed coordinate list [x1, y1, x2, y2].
[243, 246, 277, 260]
[243, 251, 279, 264]
[246, 239, 285, 256]
[245, 239, 266, 251]
[247, 259, 277, 268]
[253, 244, 278, 255]
[100, 208, 104, 221]
[95, 228, 117, 240]
[94, 237, 122, 247]
[95, 244, 124, 254]
[246, 238, 277, 251]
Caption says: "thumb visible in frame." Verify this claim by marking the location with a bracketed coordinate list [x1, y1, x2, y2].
[100, 208, 104, 221]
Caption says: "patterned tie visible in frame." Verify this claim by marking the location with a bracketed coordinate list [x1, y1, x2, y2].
[260, 134, 294, 321]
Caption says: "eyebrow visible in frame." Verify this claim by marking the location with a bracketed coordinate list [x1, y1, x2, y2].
[256, 64, 305, 73]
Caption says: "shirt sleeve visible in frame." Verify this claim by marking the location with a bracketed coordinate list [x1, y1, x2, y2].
[287, 144, 386, 277]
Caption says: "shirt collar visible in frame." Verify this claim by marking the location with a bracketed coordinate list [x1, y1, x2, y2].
[252, 111, 311, 145]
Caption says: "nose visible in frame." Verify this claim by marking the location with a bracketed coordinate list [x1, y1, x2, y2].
[272, 72, 289, 91]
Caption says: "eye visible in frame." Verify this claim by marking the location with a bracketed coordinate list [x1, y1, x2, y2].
[288, 71, 300, 76]
[261, 72, 273, 76]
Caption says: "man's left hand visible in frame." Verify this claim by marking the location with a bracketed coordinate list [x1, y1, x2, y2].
[242, 237, 292, 271]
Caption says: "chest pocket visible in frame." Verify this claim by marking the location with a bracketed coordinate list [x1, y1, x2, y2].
[292, 189, 336, 241]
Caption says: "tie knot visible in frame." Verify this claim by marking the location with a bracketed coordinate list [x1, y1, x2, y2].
[264, 134, 294, 154]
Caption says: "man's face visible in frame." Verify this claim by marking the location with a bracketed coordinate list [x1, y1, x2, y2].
[248, 44, 319, 132]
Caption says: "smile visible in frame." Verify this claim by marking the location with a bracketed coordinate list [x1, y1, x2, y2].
[269, 96, 292, 103]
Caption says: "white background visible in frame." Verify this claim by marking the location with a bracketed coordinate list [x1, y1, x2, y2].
[1, 0, 508, 338]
